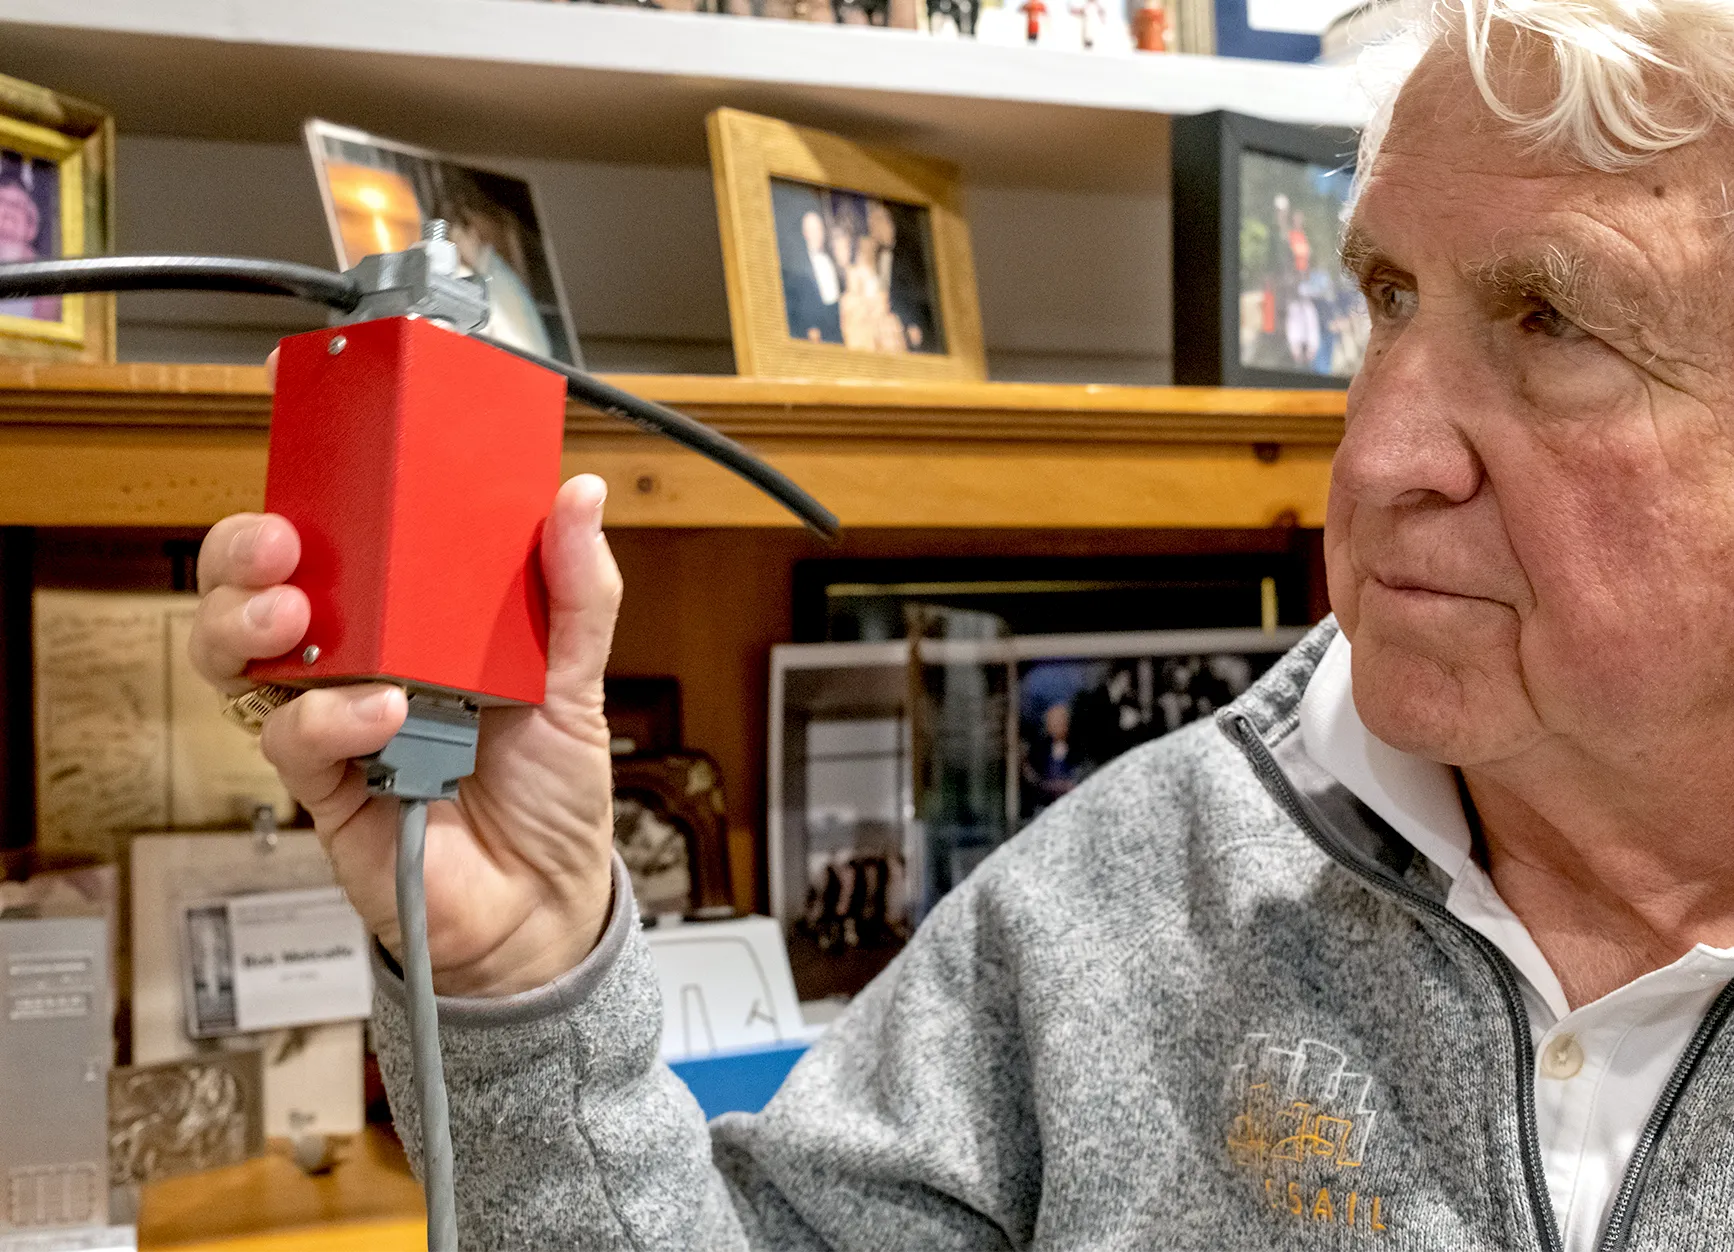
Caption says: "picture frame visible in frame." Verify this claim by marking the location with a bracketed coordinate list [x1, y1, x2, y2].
[791, 550, 1316, 642]
[1213, 0, 1325, 62]
[303, 119, 583, 367]
[613, 752, 736, 921]
[706, 108, 986, 383]
[0, 71, 114, 364]
[767, 624, 1311, 1000]
[1171, 110, 1362, 389]
[1013, 625, 1304, 823]
[766, 639, 915, 1000]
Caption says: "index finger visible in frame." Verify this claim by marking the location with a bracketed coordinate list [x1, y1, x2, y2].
[197, 513, 301, 595]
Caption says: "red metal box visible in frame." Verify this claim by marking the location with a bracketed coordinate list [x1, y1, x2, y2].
[247, 316, 567, 705]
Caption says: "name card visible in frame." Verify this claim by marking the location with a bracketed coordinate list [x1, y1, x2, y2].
[184, 887, 371, 1038]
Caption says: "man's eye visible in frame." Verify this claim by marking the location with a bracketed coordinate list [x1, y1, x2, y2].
[1519, 302, 1579, 339]
[1365, 281, 1417, 322]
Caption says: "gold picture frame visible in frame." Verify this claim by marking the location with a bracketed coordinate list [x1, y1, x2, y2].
[0, 72, 115, 364]
[706, 108, 986, 383]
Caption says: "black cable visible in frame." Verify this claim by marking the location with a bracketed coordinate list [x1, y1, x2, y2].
[477, 335, 840, 539]
[0, 256, 840, 536]
[396, 798, 457, 1252]
[0, 256, 360, 310]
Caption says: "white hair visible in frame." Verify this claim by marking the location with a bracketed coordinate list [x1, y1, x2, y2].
[1360, 0, 1734, 174]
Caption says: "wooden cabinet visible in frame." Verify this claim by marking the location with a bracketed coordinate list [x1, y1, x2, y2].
[0, 364, 1341, 909]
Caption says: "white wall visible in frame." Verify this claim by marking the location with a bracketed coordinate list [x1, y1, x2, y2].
[115, 136, 1173, 383]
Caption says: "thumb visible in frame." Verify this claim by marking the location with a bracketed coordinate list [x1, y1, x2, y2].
[540, 473, 623, 694]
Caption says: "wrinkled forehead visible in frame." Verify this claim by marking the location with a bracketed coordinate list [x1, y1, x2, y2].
[1355, 43, 1734, 300]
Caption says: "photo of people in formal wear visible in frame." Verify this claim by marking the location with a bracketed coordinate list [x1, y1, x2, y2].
[1237, 149, 1367, 380]
[770, 177, 946, 355]
[1017, 648, 1284, 824]
[0, 148, 63, 324]
[305, 120, 582, 367]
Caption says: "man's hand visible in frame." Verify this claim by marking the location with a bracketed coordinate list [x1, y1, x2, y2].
[190, 386, 622, 998]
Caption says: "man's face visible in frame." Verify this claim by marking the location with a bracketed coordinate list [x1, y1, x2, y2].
[801, 211, 826, 253]
[1330, 46, 1734, 773]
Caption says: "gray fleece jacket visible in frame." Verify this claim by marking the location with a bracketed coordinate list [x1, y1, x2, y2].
[374, 620, 1734, 1250]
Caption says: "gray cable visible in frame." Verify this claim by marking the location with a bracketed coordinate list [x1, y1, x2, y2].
[396, 798, 458, 1251]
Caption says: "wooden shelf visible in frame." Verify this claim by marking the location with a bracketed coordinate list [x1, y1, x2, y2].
[0, 364, 1342, 529]
[138, 1126, 424, 1251]
[0, 0, 1368, 192]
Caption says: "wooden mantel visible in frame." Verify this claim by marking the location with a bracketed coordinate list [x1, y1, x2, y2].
[0, 364, 1344, 530]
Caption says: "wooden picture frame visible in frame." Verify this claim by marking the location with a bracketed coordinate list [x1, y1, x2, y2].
[1171, 110, 1361, 390]
[613, 752, 735, 919]
[0, 72, 114, 365]
[706, 107, 985, 383]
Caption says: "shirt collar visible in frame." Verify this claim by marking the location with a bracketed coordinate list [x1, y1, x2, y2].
[1298, 631, 1476, 881]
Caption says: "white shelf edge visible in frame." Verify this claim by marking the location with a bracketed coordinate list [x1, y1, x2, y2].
[0, 0, 1372, 127]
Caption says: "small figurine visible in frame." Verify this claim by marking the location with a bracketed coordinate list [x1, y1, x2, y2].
[1070, 0, 1105, 48]
[1019, 0, 1047, 43]
[1133, 0, 1169, 51]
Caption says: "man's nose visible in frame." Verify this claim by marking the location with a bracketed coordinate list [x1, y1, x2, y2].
[1333, 320, 1484, 511]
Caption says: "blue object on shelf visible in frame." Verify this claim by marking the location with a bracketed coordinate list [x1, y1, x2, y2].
[1215, 0, 1324, 62]
[670, 1039, 811, 1119]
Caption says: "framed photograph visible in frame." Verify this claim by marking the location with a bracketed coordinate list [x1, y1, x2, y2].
[0, 72, 114, 364]
[767, 640, 915, 1000]
[304, 119, 582, 367]
[792, 551, 1316, 642]
[706, 108, 985, 383]
[769, 625, 1310, 998]
[1014, 626, 1304, 823]
[613, 752, 735, 921]
[1212, 0, 1325, 62]
[1172, 110, 1363, 389]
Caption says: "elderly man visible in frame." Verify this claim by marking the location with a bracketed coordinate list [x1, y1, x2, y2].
[190, 1, 1734, 1247]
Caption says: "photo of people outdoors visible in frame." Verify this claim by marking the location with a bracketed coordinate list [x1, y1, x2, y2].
[770, 177, 945, 355]
[1237, 149, 1367, 379]
[0, 147, 62, 324]
[305, 121, 580, 366]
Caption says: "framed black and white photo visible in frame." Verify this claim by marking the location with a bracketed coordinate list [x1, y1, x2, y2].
[612, 752, 735, 922]
[1172, 110, 1363, 389]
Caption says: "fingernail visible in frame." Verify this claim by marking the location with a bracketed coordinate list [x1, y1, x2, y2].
[228, 519, 265, 566]
[243, 588, 283, 630]
[351, 690, 392, 722]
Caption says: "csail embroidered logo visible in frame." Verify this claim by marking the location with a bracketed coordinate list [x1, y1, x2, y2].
[1224, 1032, 1389, 1234]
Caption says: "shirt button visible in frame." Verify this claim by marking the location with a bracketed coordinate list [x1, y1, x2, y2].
[1541, 1033, 1584, 1080]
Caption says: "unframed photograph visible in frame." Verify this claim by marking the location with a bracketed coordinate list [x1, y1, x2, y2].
[305, 120, 581, 366]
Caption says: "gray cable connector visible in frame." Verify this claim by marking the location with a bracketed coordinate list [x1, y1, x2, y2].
[363, 692, 481, 802]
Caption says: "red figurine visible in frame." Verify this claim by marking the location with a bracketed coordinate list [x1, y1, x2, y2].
[1133, 0, 1169, 51]
[1020, 0, 1047, 43]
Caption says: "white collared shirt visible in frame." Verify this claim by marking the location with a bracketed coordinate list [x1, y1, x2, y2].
[1298, 633, 1734, 1252]
[807, 249, 841, 305]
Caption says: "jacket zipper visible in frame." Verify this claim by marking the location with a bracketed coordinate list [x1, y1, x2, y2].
[1223, 711, 1734, 1252]
[1221, 711, 1564, 1252]
[1595, 976, 1734, 1250]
